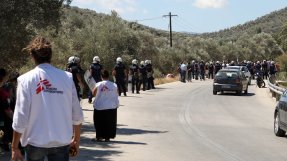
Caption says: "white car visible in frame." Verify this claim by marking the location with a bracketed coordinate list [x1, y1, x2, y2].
[225, 66, 251, 85]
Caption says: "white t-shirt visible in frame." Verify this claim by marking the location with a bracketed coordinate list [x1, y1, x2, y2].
[12, 63, 83, 147]
[180, 63, 187, 71]
[93, 80, 119, 110]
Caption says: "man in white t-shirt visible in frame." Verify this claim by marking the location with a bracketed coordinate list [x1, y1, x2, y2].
[11, 36, 84, 161]
[180, 61, 187, 83]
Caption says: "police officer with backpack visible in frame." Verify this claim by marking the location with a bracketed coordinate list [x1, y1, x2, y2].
[88, 56, 103, 103]
[129, 59, 140, 94]
[66, 56, 84, 100]
[113, 57, 127, 96]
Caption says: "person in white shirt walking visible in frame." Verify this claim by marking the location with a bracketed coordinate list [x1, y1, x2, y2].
[92, 70, 119, 142]
[180, 61, 187, 83]
[11, 36, 84, 161]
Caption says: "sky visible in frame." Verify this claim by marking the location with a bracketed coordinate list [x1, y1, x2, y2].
[71, 0, 287, 33]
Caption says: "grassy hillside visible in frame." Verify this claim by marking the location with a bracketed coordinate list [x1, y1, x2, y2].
[200, 7, 287, 39]
[2, 4, 287, 77]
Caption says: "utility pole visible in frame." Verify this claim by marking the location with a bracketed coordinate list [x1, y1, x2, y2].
[163, 12, 177, 47]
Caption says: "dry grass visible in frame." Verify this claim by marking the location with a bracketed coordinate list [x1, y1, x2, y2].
[154, 76, 179, 85]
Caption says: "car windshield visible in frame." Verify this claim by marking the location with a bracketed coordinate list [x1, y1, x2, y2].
[216, 71, 238, 78]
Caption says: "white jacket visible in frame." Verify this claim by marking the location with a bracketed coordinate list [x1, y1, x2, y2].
[12, 63, 84, 147]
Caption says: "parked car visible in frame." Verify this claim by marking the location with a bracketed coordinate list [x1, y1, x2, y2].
[274, 90, 287, 136]
[213, 69, 249, 95]
[225, 66, 251, 85]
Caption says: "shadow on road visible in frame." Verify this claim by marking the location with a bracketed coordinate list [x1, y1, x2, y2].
[216, 92, 255, 96]
[70, 147, 122, 161]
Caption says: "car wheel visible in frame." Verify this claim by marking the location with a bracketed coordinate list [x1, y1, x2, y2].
[274, 111, 286, 137]
[221, 90, 224, 94]
[213, 90, 217, 95]
[244, 86, 248, 94]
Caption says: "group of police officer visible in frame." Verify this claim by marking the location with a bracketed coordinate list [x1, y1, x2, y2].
[179, 59, 278, 83]
[66, 56, 156, 103]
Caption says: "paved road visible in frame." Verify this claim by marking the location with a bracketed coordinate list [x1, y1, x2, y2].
[2, 79, 287, 161]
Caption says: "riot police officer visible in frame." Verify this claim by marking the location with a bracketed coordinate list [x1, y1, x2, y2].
[199, 60, 205, 81]
[208, 62, 214, 79]
[129, 59, 140, 94]
[145, 60, 155, 89]
[139, 61, 147, 91]
[262, 60, 268, 80]
[113, 57, 127, 96]
[214, 61, 221, 74]
[88, 56, 103, 103]
[66, 56, 84, 100]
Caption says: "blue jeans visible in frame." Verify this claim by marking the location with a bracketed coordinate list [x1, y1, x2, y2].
[25, 144, 69, 161]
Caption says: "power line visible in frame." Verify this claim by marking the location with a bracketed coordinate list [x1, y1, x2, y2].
[134, 16, 163, 22]
[173, 18, 195, 32]
[175, 17, 202, 33]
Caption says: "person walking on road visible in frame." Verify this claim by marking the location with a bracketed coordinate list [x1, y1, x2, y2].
[11, 36, 84, 161]
[145, 60, 155, 89]
[92, 70, 119, 142]
[180, 61, 187, 83]
[66, 56, 84, 100]
[113, 57, 127, 96]
[88, 56, 103, 103]
[129, 59, 140, 94]
[139, 61, 147, 91]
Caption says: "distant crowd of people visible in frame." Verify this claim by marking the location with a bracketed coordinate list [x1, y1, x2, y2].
[178, 60, 280, 83]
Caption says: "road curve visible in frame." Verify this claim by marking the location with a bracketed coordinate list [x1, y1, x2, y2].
[76, 79, 287, 161]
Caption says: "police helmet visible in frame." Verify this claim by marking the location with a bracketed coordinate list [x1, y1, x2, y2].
[93, 56, 100, 63]
[145, 60, 149, 64]
[68, 56, 76, 64]
[140, 61, 145, 65]
[271, 61, 275, 64]
[132, 59, 138, 65]
[116, 57, 122, 63]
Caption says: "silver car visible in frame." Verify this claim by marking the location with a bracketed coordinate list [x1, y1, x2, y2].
[274, 90, 287, 136]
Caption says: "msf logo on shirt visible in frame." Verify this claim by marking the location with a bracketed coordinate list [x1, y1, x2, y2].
[36, 77, 63, 94]
[36, 78, 51, 94]
[100, 85, 112, 92]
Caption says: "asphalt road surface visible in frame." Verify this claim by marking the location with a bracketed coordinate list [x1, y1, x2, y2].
[75, 79, 287, 161]
[2, 79, 287, 161]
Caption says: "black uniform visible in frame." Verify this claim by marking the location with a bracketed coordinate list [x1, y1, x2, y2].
[67, 63, 82, 99]
[114, 62, 127, 96]
[214, 63, 221, 74]
[88, 63, 103, 102]
[129, 64, 140, 93]
[208, 64, 214, 79]
[199, 62, 205, 81]
[262, 62, 268, 79]
[187, 63, 192, 82]
[194, 63, 199, 80]
[139, 64, 147, 91]
[146, 64, 155, 89]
